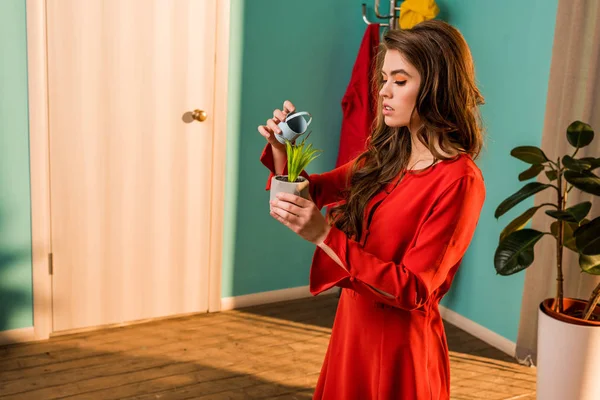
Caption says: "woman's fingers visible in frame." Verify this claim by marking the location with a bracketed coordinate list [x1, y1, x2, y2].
[270, 198, 302, 217]
[273, 109, 286, 122]
[258, 125, 272, 139]
[274, 193, 311, 209]
[283, 100, 295, 115]
[270, 206, 299, 228]
[257, 100, 296, 148]
[266, 119, 280, 134]
[270, 194, 329, 244]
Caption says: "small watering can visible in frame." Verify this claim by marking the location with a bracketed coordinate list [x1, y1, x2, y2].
[275, 111, 312, 144]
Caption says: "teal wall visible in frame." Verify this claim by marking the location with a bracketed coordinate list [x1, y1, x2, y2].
[222, 0, 374, 297]
[0, 0, 559, 343]
[0, 0, 34, 331]
[437, 0, 559, 342]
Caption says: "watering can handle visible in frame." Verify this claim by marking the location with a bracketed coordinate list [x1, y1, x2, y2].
[285, 111, 312, 131]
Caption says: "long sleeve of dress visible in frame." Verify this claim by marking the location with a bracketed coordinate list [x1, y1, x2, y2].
[260, 144, 354, 210]
[310, 174, 485, 310]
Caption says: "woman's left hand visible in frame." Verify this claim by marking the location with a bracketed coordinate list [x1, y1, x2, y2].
[270, 193, 331, 245]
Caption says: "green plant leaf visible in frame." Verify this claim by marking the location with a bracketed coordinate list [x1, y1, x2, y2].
[499, 206, 543, 242]
[518, 164, 545, 181]
[580, 157, 600, 171]
[495, 182, 553, 218]
[284, 139, 296, 182]
[510, 146, 549, 164]
[545, 170, 558, 181]
[564, 170, 600, 196]
[574, 216, 600, 255]
[580, 253, 600, 275]
[494, 229, 545, 275]
[566, 120, 594, 148]
[550, 220, 579, 252]
[284, 134, 322, 183]
[545, 201, 592, 223]
[568, 201, 592, 223]
[562, 155, 593, 172]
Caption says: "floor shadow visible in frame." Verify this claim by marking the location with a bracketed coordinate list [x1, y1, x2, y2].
[233, 294, 338, 331]
[443, 319, 520, 364]
[0, 319, 318, 399]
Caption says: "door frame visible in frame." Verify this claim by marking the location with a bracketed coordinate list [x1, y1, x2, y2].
[25, 0, 230, 340]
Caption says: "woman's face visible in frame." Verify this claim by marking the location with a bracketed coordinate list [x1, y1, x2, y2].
[379, 49, 422, 129]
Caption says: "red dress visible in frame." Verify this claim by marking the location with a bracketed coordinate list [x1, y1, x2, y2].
[261, 146, 486, 400]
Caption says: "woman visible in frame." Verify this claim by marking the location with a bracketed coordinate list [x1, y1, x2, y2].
[258, 20, 485, 400]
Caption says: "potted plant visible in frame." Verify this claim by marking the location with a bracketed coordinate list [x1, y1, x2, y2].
[269, 133, 322, 202]
[494, 120, 600, 399]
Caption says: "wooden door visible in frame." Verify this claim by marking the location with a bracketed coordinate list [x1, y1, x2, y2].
[46, 0, 216, 332]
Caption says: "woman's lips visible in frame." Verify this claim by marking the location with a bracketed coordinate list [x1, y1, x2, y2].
[382, 105, 394, 115]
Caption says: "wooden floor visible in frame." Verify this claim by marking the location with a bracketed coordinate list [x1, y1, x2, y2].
[0, 294, 536, 399]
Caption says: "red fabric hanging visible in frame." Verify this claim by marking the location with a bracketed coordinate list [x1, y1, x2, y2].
[335, 23, 381, 167]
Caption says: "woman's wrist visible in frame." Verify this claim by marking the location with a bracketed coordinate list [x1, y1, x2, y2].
[315, 225, 332, 247]
[271, 143, 287, 175]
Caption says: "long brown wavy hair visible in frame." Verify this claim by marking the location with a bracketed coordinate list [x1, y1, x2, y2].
[329, 20, 485, 241]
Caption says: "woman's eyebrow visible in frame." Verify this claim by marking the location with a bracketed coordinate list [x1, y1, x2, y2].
[381, 69, 412, 78]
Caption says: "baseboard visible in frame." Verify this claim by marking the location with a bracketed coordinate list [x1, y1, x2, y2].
[0, 327, 36, 346]
[221, 285, 337, 311]
[439, 305, 517, 357]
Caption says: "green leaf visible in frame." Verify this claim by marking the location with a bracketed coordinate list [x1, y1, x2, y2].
[510, 146, 549, 164]
[566, 202, 592, 223]
[580, 157, 600, 171]
[285, 140, 296, 182]
[499, 206, 543, 242]
[564, 170, 600, 196]
[518, 164, 545, 181]
[574, 216, 600, 255]
[494, 229, 545, 275]
[545, 202, 592, 223]
[550, 220, 579, 252]
[495, 182, 553, 218]
[566, 120, 594, 148]
[580, 254, 600, 275]
[562, 155, 593, 172]
[284, 134, 322, 183]
[545, 170, 558, 181]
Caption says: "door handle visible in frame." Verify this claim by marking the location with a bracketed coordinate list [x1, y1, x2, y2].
[182, 109, 208, 123]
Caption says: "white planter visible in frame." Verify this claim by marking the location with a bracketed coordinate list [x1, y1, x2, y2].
[269, 175, 309, 202]
[537, 302, 600, 400]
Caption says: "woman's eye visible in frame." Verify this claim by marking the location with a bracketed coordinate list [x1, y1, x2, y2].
[395, 81, 407, 86]
[380, 80, 387, 84]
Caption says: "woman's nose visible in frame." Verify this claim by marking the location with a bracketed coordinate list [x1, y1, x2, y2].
[379, 82, 390, 97]
[379, 82, 391, 98]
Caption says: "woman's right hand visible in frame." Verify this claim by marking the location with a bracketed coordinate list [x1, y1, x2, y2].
[257, 100, 296, 152]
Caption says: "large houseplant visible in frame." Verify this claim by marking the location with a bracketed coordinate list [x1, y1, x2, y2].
[269, 133, 322, 202]
[494, 120, 600, 399]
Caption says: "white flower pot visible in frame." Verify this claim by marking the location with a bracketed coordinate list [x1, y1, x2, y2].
[269, 175, 309, 203]
[537, 299, 600, 400]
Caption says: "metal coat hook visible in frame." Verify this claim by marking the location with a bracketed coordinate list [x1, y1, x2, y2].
[362, 0, 401, 30]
